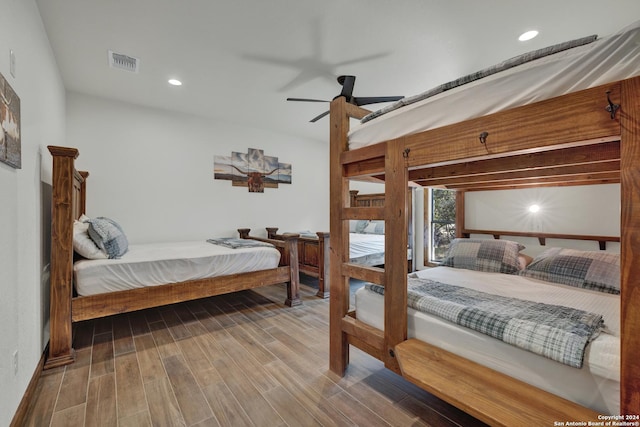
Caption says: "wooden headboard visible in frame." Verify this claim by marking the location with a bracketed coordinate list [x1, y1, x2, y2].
[349, 190, 385, 207]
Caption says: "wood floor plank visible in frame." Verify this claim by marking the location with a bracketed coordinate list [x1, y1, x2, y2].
[128, 310, 151, 336]
[85, 373, 117, 427]
[346, 375, 428, 427]
[160, 306, 192, 341]
[148, 320, 181, 359]
[215, 331, 279, 392]
[133, 333, 166, 384]
[224, 323, 277, 366]
[162, 354, 213, 425]
[262, 385, 323, 427]
[327, 390, 391, 427]
[213, 355, 286, 427]
[175, 328, 215, 384]
[118, 410, 153, 427]
[89, 332, 114, 379]
[112, 313, 135, 356]
[115, 352, 147, 420]
[201, 380, 253, 427]
[144, 377, 187, 427]
[50, 403, 85, 427]
[54, 348, 91, 411]
[93, 316, 113, 335]
[72, 320, 95, 349]
[264, 359, 354, 427]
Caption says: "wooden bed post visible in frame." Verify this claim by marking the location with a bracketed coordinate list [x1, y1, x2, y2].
[281, 233, 301, 307]
[384, 138, 408, 373]
[620, 76, 640, 415]
[315, 231, 330, 298]
[455, 190, 465, 238]
[329, 97, 352, 375]
[45, 146, 81, 369]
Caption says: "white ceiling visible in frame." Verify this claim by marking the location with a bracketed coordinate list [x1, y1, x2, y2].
[36, 0, 640, 144]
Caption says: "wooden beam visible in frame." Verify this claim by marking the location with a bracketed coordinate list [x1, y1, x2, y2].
[383, 138, 408, 372]
[413, 160, 620, 188]
[620, 75, 640, 415]
[409, 141, 620, 182]
[329, 97, 352, 375]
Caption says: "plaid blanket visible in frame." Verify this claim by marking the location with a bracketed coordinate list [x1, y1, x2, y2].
[207, 238, 274, 249]
[365, 278, 604, 368]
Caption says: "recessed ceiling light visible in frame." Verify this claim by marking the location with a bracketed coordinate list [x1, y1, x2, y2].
[519, 30, 539, 42]
[168, 79, 182, 86]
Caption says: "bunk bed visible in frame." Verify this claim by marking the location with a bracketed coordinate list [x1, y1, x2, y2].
[329, 21, 640, 425]
[45, 146, 301, 370]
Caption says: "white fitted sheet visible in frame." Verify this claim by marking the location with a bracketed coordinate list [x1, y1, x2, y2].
[348, 20, 640, 149]
[74, 240, 281, 296]
[355, 266, 620, 414]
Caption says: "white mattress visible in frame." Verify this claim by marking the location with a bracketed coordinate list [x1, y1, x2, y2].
[349, 233, 386, 259]
[348, 20, 640, 149]
[74, 241, 281, 296]
[355, 266, 620, 414]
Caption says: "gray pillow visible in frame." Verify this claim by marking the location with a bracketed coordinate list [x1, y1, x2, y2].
[86, 217, 129, 259]
[441, 238, 524, 274]
[519, 248, 620, 294]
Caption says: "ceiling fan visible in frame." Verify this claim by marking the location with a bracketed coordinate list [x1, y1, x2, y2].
[287, 75, 404, 122]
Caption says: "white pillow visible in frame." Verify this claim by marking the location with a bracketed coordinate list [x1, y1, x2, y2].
[73, 220, 108, 259]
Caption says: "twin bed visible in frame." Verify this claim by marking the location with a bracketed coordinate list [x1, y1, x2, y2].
[45, 145, 301, 369]
[329, 20, 640, 424]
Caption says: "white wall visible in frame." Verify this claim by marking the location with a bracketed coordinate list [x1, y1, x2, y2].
[66, 92, 329, 243]
[465, 184, 620, 257]
[0, 1, 66, 424]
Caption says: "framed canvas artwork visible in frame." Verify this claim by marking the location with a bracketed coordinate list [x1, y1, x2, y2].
[0, 72, 21, 169]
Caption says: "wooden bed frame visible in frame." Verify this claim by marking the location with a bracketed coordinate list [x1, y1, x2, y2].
[45, 146, 301, 370]
[329, 76, 639, 424]
[267, 190, 412, 298]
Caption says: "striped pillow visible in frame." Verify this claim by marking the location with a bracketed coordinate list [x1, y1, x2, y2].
[519, 248, 619, 294]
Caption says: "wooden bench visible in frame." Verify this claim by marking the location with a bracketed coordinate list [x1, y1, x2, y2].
[395, 339, 601, 426]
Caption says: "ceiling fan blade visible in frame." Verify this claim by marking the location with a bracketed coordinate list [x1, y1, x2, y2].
[309, 110, 330, 122]
[287, 97, 329, 103]
[354, 96, 404, 106]
[338, 75, 356, 99]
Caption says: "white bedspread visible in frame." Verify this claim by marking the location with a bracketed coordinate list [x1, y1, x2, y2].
[74, 240, 281, 296]
[348, 20, 640, 149]
[355, 266, 620, 414]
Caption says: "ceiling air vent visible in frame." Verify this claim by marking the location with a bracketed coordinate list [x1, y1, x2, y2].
[108, 50, 140, 73]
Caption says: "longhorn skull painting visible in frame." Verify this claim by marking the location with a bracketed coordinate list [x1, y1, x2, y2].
[0, 72, 21, 169]
[214, 148, 291, 193]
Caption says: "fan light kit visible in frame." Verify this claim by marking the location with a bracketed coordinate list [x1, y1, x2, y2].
[287, 75, 403, 122]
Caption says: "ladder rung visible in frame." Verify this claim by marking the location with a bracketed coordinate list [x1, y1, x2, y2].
[343, 263, 384, 285]
[343, 207, 384, 220]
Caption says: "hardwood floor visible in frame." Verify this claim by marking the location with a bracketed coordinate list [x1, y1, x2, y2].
[22, 282, 486, 426]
